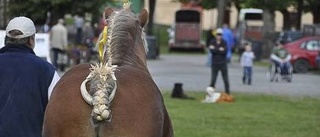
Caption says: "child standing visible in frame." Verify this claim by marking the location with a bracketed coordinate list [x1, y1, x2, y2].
[240, 44, 255, 85]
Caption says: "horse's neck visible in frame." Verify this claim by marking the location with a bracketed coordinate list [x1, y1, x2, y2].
[109, 41, 147, 69]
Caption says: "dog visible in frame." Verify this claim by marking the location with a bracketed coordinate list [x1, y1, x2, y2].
[202, 87, 234, 103]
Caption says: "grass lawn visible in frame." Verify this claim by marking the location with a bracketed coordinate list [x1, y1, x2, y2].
[162, 92, 320, 137]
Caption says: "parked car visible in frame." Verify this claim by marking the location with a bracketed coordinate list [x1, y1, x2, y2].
[283, 36, 320, 73]
[277, 31, 303, 44]
[316, 51, 320, 69]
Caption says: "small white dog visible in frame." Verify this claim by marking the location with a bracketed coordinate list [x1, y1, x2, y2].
[202, 87, 221, 103]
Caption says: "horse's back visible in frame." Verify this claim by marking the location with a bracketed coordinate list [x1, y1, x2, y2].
[43, 64, 173, 137]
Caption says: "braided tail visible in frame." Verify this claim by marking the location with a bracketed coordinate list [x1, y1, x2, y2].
[81, 63, 117, 125]
[90, 63, 117, 124]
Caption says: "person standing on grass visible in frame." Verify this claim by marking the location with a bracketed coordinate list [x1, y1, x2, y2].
[50, 18, 68, 70]
[207, 28, 230, 94]
[0, 16, 60, 137]
[240, 44, 255, 85]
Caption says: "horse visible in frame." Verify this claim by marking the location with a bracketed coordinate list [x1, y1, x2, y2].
[43, 6, 173, 137]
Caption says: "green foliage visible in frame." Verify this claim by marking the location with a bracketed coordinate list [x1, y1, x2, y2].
[8, 0, 50, 24]
[237, 0, 296, 11]
[200, 0, 218, 9]
[7, 0, 111, 25]
[176, 0, 217, 9]
[175, 0, 191, 3]
[304, 0, 320, 12]
[163, 92, 320, 137]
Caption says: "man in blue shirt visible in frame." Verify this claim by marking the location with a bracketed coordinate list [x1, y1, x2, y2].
[222, 24, 235, 62]
[0, 17, 60, 137]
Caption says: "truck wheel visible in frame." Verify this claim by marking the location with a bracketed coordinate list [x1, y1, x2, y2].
[293, 59, 309, 73]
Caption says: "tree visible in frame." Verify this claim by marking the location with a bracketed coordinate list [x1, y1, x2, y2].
[216, 0, 227, 27]
[8, 0, 51, 24]
[7, 0, 109, 25]
[236, 0, 295, 57]
[147, 0, 156, 35]
[199, 0, 218, 9]
[237, 0, 299, 30]
[305, 0, 320, 24]
[176, 0, 218, 9]
[296, 0, 303, 29]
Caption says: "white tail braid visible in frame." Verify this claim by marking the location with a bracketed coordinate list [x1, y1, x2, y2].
[80, 62, 117, 123]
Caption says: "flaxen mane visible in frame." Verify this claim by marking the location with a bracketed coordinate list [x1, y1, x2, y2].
[106, 8, 148, 65]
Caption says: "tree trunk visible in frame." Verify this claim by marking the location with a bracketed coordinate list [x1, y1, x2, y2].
[147, 0, 156, 35]
[233, 0, 241, 28]
[217, 0, 226, 28]
[313, 11, 320, 24]
[312, 3, 320, 24]
[280, 9, 291, 31]
[296, 0, 303, 30]
[262, 9, 275, 58]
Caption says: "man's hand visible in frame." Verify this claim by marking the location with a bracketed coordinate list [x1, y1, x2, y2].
[219, 47, 224, 51]
[209, 45, 215, 50]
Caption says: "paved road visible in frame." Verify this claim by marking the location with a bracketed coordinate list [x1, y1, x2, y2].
[147, 55, 320, 97]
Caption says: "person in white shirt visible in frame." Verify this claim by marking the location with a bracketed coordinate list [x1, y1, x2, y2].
[50, 19, 68, 70]
[240, 44, 255, 85]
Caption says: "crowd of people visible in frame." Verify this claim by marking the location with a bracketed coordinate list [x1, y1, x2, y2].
[46, 15, 102, 71]
[204, 25, 292, 103]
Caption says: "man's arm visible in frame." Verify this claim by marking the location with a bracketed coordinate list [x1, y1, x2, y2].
[284, 54, 292, 62]
[217, 40, 228, 55]
[250, 52, 255, 59]
[48, 71, 60, 100]
[270, 54, 282, 62]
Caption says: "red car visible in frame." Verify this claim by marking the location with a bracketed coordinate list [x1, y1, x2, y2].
[284, 36, 320, 73]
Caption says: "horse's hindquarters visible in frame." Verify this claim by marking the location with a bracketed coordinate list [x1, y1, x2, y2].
[43, 65, 173, 137]
[43, 64, 95, 137]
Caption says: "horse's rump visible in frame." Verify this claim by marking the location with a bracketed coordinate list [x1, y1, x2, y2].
[43, 4, 173, 137]
[43, 64, 94, 136]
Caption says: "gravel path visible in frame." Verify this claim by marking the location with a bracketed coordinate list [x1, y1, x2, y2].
[147, 55, 320, 97]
